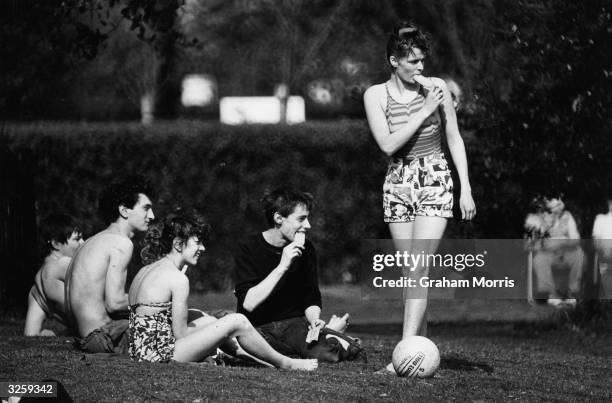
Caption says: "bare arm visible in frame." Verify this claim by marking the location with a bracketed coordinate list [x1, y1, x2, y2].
[364, 84, 442, 156]
[104, 240, 133, 313]
[171, 274, 190, 339]
[435, 78, 476, 220]
[242, 241, 303, 312]
[24, 289, 46, 336]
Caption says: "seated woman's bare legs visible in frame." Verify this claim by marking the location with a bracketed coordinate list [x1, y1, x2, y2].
[186, 310, 273, 366]
[174, 313, 317, 370]
[216, 336, 275, 367]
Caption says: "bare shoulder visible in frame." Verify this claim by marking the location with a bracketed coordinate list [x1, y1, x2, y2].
[363, 83, 387, 102]
[79, 231, 133, 254]
[100, 233, 133, 254]
[153, 259, 188, 287]
[171, 270, 189, 289]
[42, 256, 71, 280]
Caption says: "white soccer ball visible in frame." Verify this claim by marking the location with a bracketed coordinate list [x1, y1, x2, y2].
[392, 336, 440, 378]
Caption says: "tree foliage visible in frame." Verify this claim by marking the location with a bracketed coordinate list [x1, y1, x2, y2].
[468, 1, 612, 234]
[0, 0, 185, 119]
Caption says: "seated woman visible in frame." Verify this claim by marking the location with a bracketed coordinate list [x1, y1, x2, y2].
[128, 213, 317, 370]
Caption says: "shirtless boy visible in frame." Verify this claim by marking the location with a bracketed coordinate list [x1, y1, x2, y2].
[24, 213, 83, 336]
[65, 175, 155, 353]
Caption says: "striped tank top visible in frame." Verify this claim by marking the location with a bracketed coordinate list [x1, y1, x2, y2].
[385, 83, 442, 160]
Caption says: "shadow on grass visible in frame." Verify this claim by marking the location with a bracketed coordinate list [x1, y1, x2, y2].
[350, 320, 557, 338]
[440, 353, 494, 374]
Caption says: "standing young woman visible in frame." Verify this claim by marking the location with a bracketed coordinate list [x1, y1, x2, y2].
[363, 22, 476, 373]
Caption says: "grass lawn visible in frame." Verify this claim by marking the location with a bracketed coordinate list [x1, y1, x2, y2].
[1, 286, 611, 402]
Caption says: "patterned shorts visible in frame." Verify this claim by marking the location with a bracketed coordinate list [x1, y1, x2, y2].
[383, 153, 453, 223]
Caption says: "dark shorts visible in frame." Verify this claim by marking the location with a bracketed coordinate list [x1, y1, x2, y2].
[78, 319, 129, 354]
[383, 153, 453, 222]
[256, 317, 364, 363]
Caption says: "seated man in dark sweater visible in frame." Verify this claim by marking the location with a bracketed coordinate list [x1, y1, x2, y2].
[234, 186, 363, 362]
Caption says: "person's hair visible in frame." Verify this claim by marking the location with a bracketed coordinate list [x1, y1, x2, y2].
[40, 213, 80, 254]
[528, 195, 547, 213]
[386, 21, 431, 67]
[261, 186, 314, 227]
[159, 212, 211, 254]
[140, 211, 211, 264]
[98, 175, 154, 224]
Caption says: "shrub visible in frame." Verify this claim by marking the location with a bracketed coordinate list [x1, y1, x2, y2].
[2, 120, 605, 291]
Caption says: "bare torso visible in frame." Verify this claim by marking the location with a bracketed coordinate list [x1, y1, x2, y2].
[35, 254, 71, 316]
[66, 229, 133, 337]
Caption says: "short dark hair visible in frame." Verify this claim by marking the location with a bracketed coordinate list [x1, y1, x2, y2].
[386, 21, 431, 67]
[40, 213, 80, 254]
[261, 186, 314, 227]
[98, 175, 154, 224]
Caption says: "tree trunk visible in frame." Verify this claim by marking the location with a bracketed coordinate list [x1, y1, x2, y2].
[140, 91, 155, 125]
[275, 83, 289, 124]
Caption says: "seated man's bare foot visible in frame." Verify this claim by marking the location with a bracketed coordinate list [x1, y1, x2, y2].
[39, 329, 56, 337]
[283, 358, 318, 371]
[374, 362, 396, 375]
[326, 313, 350, 333]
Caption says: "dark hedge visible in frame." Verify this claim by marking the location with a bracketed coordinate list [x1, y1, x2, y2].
[2, 120, 594, 292]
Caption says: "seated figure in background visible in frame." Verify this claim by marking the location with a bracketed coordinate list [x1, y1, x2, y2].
[24, 213, 84, 336]
[525, 195, 584, 307]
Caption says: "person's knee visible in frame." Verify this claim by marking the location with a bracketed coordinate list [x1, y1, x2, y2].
[228, 313, 253, 331]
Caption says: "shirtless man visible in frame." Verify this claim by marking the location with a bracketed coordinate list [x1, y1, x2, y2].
[65, 176, 155, 353]
[24, 213, 83, 336]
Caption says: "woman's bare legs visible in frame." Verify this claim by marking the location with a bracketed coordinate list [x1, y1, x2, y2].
[398, 216, 447, 339]
[174, 313, 317, 370]
[382, 216, 447, 373]
[187, 310, 273, 366]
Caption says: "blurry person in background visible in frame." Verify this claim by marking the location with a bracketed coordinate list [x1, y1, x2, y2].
[363, 21, 475, 373]
[525, 195, 584, 307]
[24, 213, 84, 336]
[592, 192, 612, 298]
[443, 77, 463, 111]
